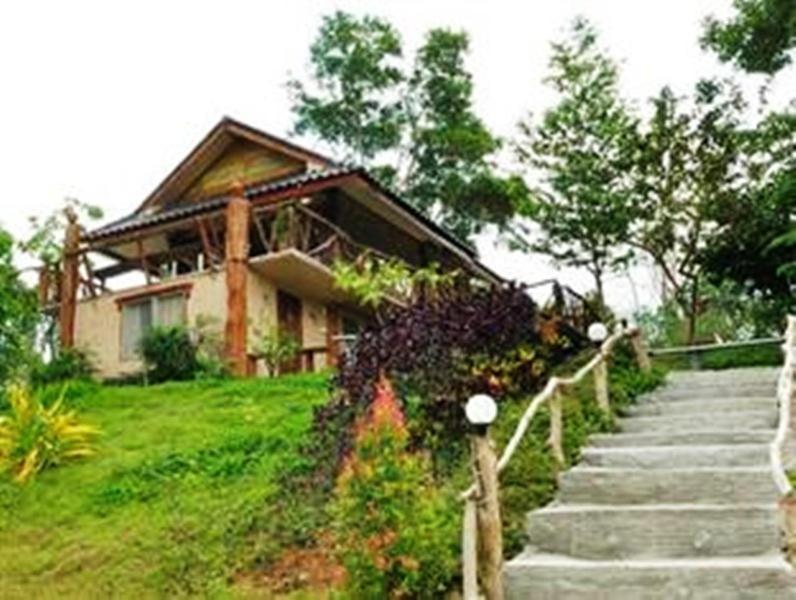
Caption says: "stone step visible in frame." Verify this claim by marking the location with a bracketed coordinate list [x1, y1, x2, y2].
[504, 554, 796, 600]
[525, 504, 780, 559]
[588, 430, 775, 448]
[618, 410, 776, 433]
[647, 386, 777, 401]
[558, 467, 779, 505]
[626, 397, 774, 417]
[580, 444, 770, 469]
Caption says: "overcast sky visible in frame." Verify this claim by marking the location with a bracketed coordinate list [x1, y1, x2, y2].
[1, 1, 793, 314]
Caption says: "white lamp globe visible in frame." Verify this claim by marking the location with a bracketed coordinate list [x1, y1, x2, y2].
[465, 394, 498, 425]
[587, 322, 608, 343]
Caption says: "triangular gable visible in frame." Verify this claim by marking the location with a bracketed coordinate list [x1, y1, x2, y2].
[136, 117, 333, 214]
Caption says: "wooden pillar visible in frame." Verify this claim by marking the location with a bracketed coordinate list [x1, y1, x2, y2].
[471, 432, 504, 600]
[594, 358, 610, 413]
[462, 497, 479, 600]
[325, 305, 342, 368]
[59, 209, 81, 348]
[224, 184, 250, 377]
[629, 329, 652, 372]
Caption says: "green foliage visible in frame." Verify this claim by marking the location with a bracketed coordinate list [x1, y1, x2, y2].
[139, 326, 200, 384]
[404, 28, 527, 240]
[289, 10, 405, 164]
[254, 327, 300, 377]
[290, 12, 526, 242]
[515, 17, 637, 302]
[332, 256, 456, 311]
[701, 0, 796, 74]
[0, 227, 37, 385]
[0, 383, 99, 483]
[330, 381, 457, 597]
[31, 347, 95, 387]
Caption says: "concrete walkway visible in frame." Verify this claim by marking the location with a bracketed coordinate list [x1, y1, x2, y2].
[505, 368, 796, 599]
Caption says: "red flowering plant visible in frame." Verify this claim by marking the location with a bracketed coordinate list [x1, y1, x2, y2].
[330, 376, 458, 598]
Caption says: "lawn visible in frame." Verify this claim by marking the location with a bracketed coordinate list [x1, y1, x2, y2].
[0, 373, 330, 599]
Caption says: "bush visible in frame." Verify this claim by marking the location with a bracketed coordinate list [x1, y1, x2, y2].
[0, 382, 100, 483]
[254, 328, 300, 377]
[140, 326, 200, 383]
[31, 347, 95, 386]
[331, 378, 458, 598]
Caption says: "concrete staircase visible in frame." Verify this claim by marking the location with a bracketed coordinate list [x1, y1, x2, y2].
[505, 367, 796, 599]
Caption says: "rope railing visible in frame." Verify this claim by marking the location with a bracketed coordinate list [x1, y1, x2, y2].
[460, 323, 649, 599]
[771, 315, 796, 496]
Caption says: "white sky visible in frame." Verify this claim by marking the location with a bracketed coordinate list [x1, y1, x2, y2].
[1, 1, 793, 315]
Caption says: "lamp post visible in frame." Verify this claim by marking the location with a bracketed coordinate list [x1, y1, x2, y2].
[466, 394, 504, 600]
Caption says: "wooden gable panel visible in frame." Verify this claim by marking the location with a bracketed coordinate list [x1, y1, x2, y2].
[181, 139, 305, 203]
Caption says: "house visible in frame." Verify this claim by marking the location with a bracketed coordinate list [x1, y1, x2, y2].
[48, 117, 501, 379]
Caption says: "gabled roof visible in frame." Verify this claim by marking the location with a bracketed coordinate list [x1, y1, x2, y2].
[135, 116, 336, 214]
[86, 118, 502, 282]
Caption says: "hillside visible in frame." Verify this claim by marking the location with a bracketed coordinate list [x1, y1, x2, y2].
[0, 374, 329, 598]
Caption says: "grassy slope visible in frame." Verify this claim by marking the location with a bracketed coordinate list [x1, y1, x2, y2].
[0, 374, 329, 599]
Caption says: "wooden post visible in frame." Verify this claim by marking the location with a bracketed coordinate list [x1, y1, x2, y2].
[325, 305, 342, 368]
[462, 497, 479, 600]
[224, 183, 250, 377]
[471, 432, 504, 600]
[548, 389, 565, 465]
[59, 209, 81, 348]
[594, 358, 610, 414]
[629, 329, 652, 372]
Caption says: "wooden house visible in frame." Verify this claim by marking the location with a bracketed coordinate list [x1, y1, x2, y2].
[48, 117, 501, 378]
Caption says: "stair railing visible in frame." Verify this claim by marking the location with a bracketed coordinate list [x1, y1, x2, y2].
[460, 323, 651, 599]
[771, 315, 796, 496]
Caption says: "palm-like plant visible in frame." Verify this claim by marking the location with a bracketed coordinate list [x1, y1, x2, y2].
[0, 383, 100, 483]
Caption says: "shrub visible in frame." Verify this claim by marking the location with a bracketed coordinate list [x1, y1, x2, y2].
[31, 347, 95, 386]
[140, 326, 200, 383]
[254, 328, 300, 377]
[313, 284, 585, 479]
[330, 378, 458, 598]
[0, 383, 100, 483]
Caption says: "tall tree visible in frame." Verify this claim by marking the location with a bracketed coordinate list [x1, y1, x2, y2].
[702, 0, 796, 75]
[630, 80, 747, 343]
[289, 12, 526, 243]
[288, 11, 405, 168]
[404, 29, 525, 239]
[515, 18, 637, 304]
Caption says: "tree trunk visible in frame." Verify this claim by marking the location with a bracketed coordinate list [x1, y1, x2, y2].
[593, 269, 605, 309]
[685, 277, 700, 345]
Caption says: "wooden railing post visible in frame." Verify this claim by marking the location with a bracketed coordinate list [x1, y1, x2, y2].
[594, 358, 610, 414]
[629, 328, 652, 372]
[548, 388, 565, 465]
[462, 497, 479, 600]
[471, 431, 504, 600]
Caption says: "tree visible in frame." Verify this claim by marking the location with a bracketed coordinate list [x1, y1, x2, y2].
[289, 13, 526, 243]
[629, 80, 747, 343]
[0, 227, 37, 385]
[701, 0, 796, 75]
[288, 11, 405, 167]
[515, 18, 638, 305]
[700, 108, 796, 320]
[404, 29, 526, 240]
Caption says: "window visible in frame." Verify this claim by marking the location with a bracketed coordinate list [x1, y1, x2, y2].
[120, 293, 187, 360]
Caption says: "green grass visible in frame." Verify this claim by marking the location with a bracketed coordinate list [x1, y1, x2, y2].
[0, 373, 330, 599]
